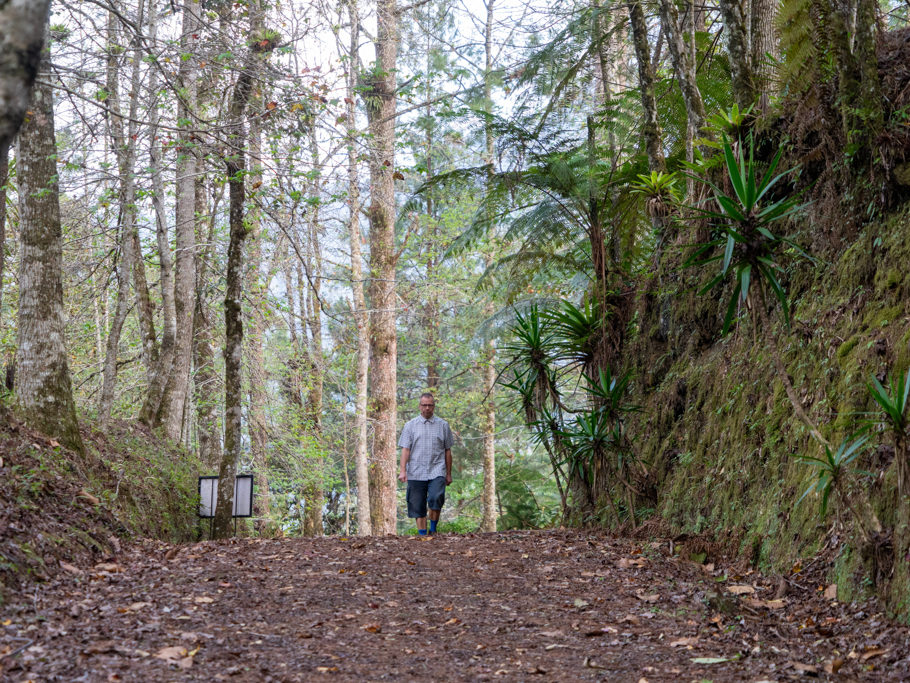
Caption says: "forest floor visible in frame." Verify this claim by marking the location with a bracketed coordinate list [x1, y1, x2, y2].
[2, 530, 910, 682]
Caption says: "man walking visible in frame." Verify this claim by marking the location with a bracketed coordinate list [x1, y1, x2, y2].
[398, 393, 453, 536]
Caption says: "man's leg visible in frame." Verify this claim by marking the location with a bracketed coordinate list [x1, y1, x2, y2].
[426, 477, 446, 534]
[407, 480, 430, 535]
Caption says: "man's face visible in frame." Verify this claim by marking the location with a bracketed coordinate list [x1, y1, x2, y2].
[419, 397, 435, 420]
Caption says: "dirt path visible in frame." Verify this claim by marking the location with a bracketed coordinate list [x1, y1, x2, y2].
[2, 530, 908, 681]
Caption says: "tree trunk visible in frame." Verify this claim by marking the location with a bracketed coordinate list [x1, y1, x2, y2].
[363, 0, 400, 536]
[0, 0, 51, 159]
[0, 150, 7, 335]
[481, 0, 498, 534]
[99, 4, 145, 424]
[657, 0, 707, 137]
[302, 127, 326, 537]
[626, 0, 666, 172]
[718, 0, 756, 108]
[140, 0, 178, 425]
[192, 187, 224, 472]
[751, 0, 778, 103]
[15, 53, 84, 454]
[213, 60, 256, 539]
[346, 0, 372, 536]
[157, 0, 201, 440]
[213, 18, 273, 538]
[246, 0, 271, 531]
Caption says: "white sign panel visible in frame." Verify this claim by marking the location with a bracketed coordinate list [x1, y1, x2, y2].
[198, 475, 254, 518]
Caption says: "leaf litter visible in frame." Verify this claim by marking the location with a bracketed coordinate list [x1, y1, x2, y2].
[1, 530, 909, 681]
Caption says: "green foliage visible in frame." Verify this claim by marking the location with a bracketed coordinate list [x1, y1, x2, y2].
[687, 134, 808, 334]
[795, 435, 870, 515]
[867, 369, 910, 436]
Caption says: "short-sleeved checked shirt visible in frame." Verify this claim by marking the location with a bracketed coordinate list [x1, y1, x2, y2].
[398, 415, 453, 480]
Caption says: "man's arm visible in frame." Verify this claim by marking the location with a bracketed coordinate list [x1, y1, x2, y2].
[398, 447, 410, 482]
[444, 448, 452, 485]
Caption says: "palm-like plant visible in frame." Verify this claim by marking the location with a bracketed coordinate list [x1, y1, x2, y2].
[867, 369, 910, 498]
[687, 133, 824, 444]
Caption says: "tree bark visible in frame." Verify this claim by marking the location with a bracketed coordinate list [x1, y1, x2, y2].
[626, 0, 666, 172]
[213, 59, 256, 539]
[0, 150, 7, 335]
[751, 0, 778, 102]
[657, 0, 707, 137]
[481, 0, 498, 534]
[363, 0, 400, 536]
[140, 0, 178, 425]
[345, 0, 372, 536]
[15, 51, 84, 454]
[157, 0, 201, 441]
[192, 188, 223, 472]
[0, 0, 51, 160]
[718, 0, 756, 108]
[301, 125, 326, 537]
[245, 0, 271, 531]
[213, 22, 274, 538]
[99, 4, 145, 424]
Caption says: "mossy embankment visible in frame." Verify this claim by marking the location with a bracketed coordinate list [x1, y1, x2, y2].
[627, 204, 910, 615]
[0, 410, 201, 603]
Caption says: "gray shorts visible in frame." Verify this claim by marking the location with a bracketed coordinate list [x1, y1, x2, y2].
[406, 476, 446, 518]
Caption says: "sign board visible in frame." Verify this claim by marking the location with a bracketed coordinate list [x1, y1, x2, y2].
[198, 474, 253, 518]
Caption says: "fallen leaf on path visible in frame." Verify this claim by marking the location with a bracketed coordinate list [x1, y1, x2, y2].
[155, 645, 188, 661]
[94, 562, 122, 573]
[117, 602, 151, 613]
[537, 630, 564, 638]
[584, 626, 618, 637]
[193, 596, 214, 604]
[316, 666, 339, 673]
[823, 584, 837, 600]
[78, 490, 101, 506]
[824, 658, 844, 674]
[443, 617, 459, 626]
[789, 661, 819, 674]
[573, 598, 589, 608]
[726, 585, 755, 595]
[691, 657, 729, 664]
[618, 557, 647, 569]
[861, 648, 888, 661]
[60, 561, 84, 575]
[83, 641, 119, 656]
[669, 637, 699, 647]
[363, 623, 381, 633]
[634, 593, 659, 603]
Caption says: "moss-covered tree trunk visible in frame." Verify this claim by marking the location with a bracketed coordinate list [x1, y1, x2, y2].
[626, 0, 666, 173]
[15, 53, 84, 455]
[0, 0, 51, 159]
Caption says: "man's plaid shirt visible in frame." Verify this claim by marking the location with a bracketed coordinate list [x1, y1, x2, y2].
[398, 415, 453, 480]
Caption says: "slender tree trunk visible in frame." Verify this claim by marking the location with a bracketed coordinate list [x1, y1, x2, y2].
[15, 53, 84, 454]
[100, 5, 145, 423]
[481, 0, 498, 534]
[626, 0, 666, 172]
[157, 0, 201, 440]
[0, 150, 7, 335]
[657, 0, 707, 136]
[213, 61, 256, 539]
[140, 0, 178, 424]
[363, 0, 400, 536]
[213, 23, 273, 538]
[192, 189, 223, 471]
[345, 0, 372, 536]
[246, 0, 271, 530]
[302, 127, 326, 537]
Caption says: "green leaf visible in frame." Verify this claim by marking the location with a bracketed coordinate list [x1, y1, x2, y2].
[722, 136, 747, 206]
[722, 235, 735, 275]
[722, 281, 742, 335]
